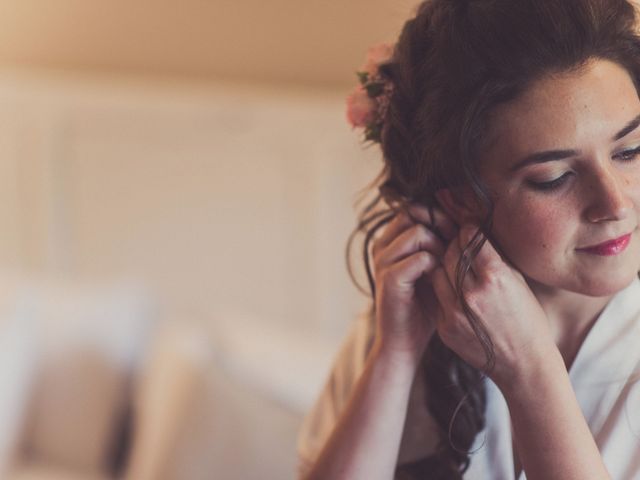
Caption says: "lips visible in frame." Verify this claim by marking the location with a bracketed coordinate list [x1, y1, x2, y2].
[577, 233, 632, 256]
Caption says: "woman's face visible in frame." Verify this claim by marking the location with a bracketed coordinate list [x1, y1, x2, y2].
[477, 58, 640, 297]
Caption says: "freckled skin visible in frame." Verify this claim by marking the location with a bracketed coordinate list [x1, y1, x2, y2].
[476, 59, 640, 298]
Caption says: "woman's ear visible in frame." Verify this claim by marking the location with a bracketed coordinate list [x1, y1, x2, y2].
[434, 188, 480, 226]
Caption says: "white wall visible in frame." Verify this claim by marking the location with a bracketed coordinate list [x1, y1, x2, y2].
[0, 69, 382, 343]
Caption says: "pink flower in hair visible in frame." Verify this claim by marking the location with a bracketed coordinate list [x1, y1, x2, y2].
[346, 41, 395, 143]
[346, 84, 376, 128]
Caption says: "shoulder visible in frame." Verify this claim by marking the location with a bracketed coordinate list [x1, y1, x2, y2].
[295, 305, 440, 473]
[295, 305, 376, 475]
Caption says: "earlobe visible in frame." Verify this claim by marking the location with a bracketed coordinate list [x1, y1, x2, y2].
[434, 188, 478, 226]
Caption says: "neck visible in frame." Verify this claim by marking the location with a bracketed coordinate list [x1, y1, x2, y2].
[525, 279, 615, 370]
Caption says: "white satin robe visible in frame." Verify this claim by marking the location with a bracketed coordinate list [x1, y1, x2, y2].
[297, 277, 640, 479]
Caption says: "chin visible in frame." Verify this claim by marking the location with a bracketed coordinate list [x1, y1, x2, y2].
[524, 260, 639, 298]
[566, 268, 639, 297]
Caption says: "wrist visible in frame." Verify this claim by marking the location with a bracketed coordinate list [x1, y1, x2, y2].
[495, 343, 566, 398]
[370, 335, 428, 377]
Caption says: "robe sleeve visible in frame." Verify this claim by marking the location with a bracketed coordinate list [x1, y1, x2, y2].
[295, 308, 376, 478]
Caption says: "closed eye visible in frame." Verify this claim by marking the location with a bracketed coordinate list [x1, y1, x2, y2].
[527, 172, 573, 192]
[613, 145, 640, 162]
[527, 146, 640, 193]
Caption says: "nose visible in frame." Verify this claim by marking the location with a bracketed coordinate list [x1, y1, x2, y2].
[584, 166, 633, 223]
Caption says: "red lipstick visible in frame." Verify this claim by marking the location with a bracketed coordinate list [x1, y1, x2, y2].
[577, 233, 632, 256]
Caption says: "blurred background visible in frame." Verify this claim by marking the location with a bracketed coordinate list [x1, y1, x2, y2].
[0, 1, 418, 479]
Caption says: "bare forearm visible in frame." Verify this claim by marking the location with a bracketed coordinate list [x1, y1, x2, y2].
[501, 347, 610, 480]
[302, 340, 419, 480]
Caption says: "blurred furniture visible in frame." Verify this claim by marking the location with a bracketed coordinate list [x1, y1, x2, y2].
[191, 309, 339, 480]
[0, 272, 327, 480]
[0, 72, 373, 479]
[126, 308, 336, 480]
[0, 273, 155, 480]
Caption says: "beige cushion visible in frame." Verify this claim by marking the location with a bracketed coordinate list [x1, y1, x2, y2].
[124, 323, 211, 480]
[22, 279, 152, 475]
[7, 462, 110, 480]
[0, 289, 38, 477]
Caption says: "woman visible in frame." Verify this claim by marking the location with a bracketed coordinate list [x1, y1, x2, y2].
[298, 0, 640, 479]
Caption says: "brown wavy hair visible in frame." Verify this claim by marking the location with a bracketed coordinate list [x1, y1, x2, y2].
[345, 0, 640, 478]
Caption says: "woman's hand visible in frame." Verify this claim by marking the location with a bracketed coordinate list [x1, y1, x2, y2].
[431, 224, 557, 388]
[301, 203, 459, 480]
[371, 203, 458, 363]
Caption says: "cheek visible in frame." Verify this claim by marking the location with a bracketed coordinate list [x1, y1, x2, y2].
[627, 171, 640, 206]
[491, 195, 573, 264]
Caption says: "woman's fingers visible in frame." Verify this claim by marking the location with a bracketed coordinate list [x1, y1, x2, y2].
[456, 223, 506, 281]
[375, 223, 446, 271]
[372, 210, 415, 257]
[431, 266, 456, 306]
[373, 203, 458, 256]
[384, 249, 441, 288]
[442, 226, 477, 291]
[406, 203, 459, 241]
[430, 266, 459, 332]
[368, 208, 467, 361]
[467, 231, 504, 280]
[458, 223, 479, 252]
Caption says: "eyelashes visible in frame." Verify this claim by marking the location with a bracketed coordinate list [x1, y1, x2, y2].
[526, 146, 640, 193]
[614, 145, 640, 162]
[527, 172, 572, 191]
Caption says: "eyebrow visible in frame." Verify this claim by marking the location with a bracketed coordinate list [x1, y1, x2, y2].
[509, 112, 640, 172]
